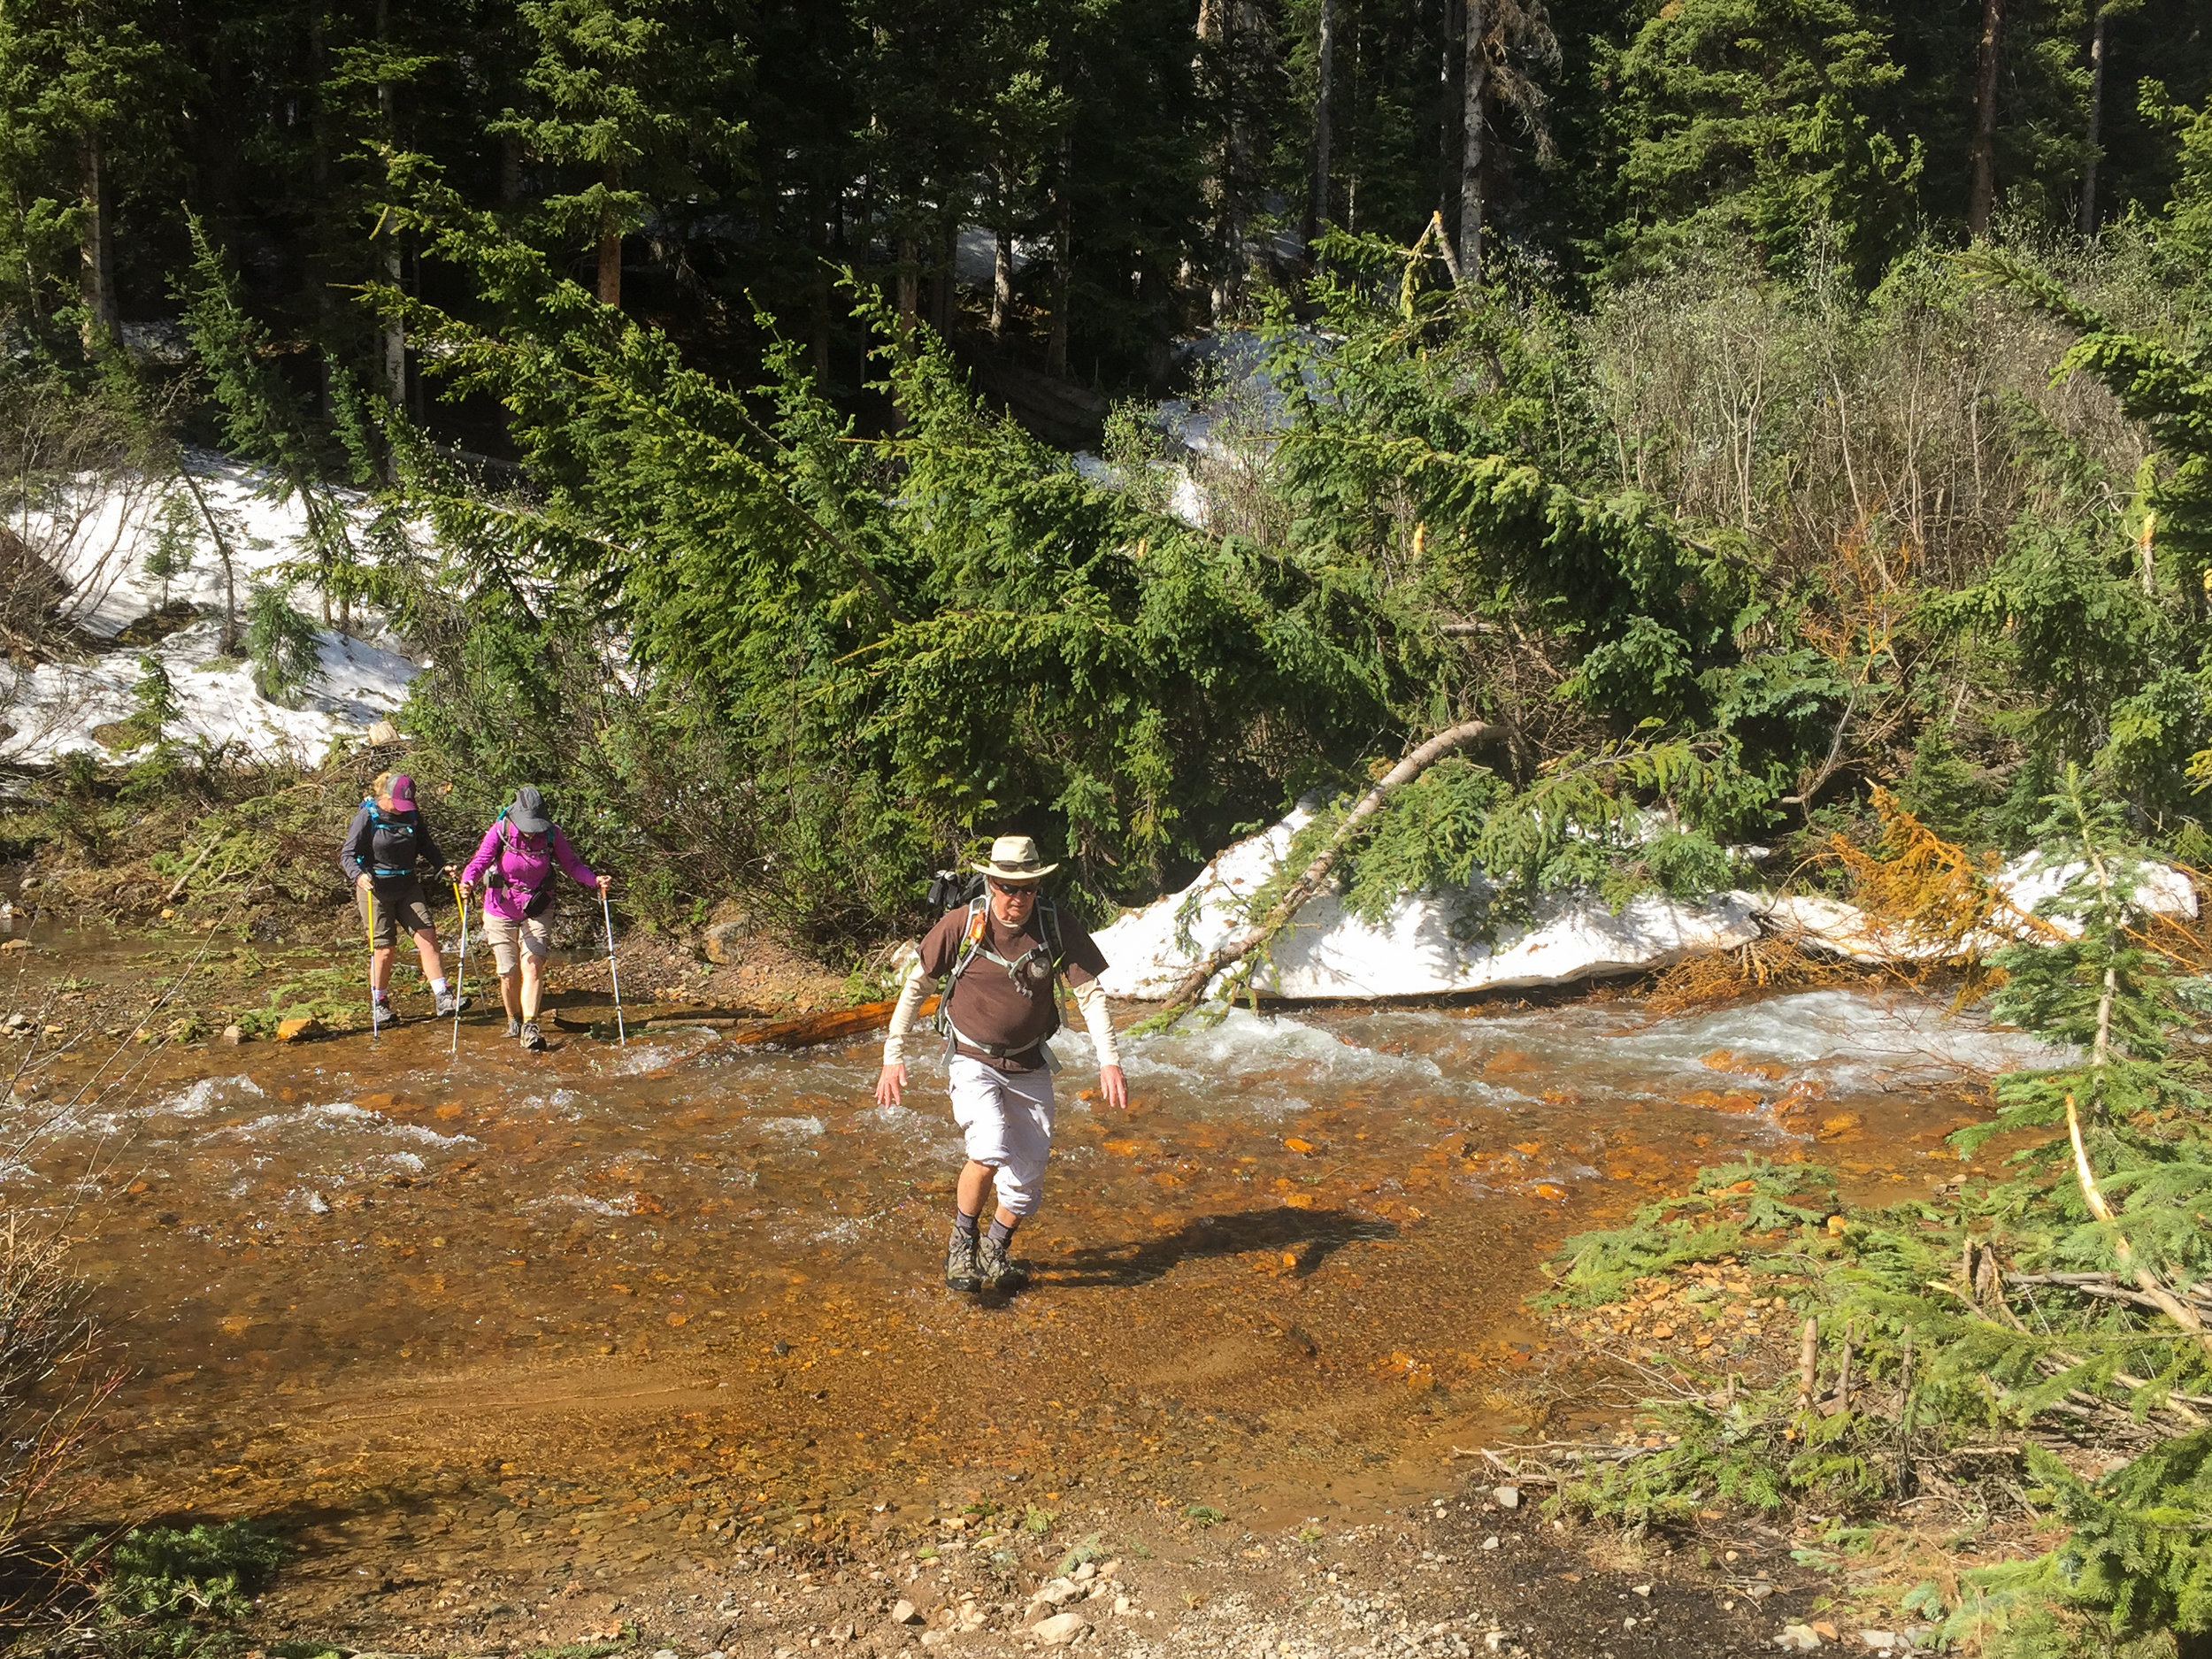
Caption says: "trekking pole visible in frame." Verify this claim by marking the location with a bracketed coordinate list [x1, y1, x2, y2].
[364, 885, 379, 1044]
[449, 880, 469, 1060]
[600, 886, 626, 1047]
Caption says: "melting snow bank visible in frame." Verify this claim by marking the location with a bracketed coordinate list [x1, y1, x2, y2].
[2, 449, 423, 765]
[1094, 806, 1760, 1001]
[1093, 809, 2200, 1002]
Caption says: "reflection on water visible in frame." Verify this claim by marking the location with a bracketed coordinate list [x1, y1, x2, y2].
[3, 978, 2056, 1528]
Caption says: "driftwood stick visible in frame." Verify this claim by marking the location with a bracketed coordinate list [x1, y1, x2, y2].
[1831, 1324, 1855, 1416]
[2065, 1091, 2212, 1359]
[1152, 719, 1501, 1018]
[165, 839, 219, 903]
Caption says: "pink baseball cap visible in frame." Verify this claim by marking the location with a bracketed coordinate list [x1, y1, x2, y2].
[388, 773, 417, 810]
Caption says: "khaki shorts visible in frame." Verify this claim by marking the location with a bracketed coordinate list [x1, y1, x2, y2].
[358, 877, 434, 948]
[482, 911, 552, 975]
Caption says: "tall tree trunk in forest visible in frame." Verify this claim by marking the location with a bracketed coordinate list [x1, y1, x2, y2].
[1048, 136, 1071, 377]
[896, 234, 919, 344]
[2080, 4, 2108, 234]
[1968, 0, 2005, 237]
[992, 211, 1014, 337]
[932, 221, 955, 333]
[1309, 0, 1335, 244]
[597, 224, 622, 307]
[377, 0, 405, 407]
[1458, 0, 1486, 286]
[1200, 0, 1254, 322]
[77, 131, 118, 346]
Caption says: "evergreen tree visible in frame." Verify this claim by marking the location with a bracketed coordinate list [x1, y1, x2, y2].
[492, 0, 749, 310]
[0, 0, 191, 338]
[1605, 0, 1925, 280]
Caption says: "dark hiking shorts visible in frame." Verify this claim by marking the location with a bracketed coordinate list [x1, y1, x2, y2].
[358, 876, 435, 948]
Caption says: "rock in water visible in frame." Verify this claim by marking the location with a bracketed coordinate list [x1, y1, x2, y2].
[275, 1016, 323, 1042]
[219, 1024, 246, 1045]
[1091, 805, 1760, 1001]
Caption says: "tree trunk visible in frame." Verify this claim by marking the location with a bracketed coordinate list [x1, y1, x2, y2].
[1151, 720, 1502, 1019]
[1458, 0, 1486, 286]
[377, 0, 405, 406]
[896, 234, 919, 343]
[180, 467, 239, 657]
[2079, 4, 2108, 235]
[1309, 0, 1335, 244]
[1967, 0, 2005, 237]
[1201, 0, 1253, 322]
[931, 221, 956, 333]
[1047, 136, 1071, 377]
[597, 227, 623, 307]
[992, 217, 1015, 337]
[78, 131, 118, 347]
[382, 242, 406, 406]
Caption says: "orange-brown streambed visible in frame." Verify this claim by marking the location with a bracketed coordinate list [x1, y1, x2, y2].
[0, 931, 2060, 1645]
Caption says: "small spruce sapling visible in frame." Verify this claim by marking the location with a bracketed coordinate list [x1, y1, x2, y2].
[243, 583, 322, 706]
[142, 488, 197, 611]
[119, 652, 181, 750]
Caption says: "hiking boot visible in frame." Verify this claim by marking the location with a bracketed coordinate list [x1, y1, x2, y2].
[944, 1226, 979, 1294]
[977, 1232, 1027, 1293]
[505, 1017, 522, 1039]
[519, 1019, 545, 1051]
[371, 1000, 397, 1031]
[435, 990, 471, 1018]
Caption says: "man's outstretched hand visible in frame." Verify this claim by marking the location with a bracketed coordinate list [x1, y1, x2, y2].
[876, 1063, 908, 1108]
[1100, 1064, 1129, 1110]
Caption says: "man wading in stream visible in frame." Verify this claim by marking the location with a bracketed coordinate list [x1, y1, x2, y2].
[876, 836, 1127, 1293]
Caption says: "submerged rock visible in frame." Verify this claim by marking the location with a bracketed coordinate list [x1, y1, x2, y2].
[1092, 807, 1760, 1002]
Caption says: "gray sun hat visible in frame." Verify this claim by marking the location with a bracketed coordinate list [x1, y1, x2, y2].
[507, 784, 553, 835]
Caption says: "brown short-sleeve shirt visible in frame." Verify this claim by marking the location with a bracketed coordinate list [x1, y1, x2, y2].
[917, 900, 1108, 1072]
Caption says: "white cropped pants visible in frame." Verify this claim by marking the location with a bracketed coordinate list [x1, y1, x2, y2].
[947, 1056, 1056, 1217]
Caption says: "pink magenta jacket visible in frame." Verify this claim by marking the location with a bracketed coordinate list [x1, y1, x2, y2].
[461, 820, 599, 922]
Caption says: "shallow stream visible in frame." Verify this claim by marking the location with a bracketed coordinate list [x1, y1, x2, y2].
[0, 938, 2063, 1557]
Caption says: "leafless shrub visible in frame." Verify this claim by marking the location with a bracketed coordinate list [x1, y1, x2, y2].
[0, 1212, 121, 1640]
[0, 370, 171, 670]
[1579, 231, 2151, 589]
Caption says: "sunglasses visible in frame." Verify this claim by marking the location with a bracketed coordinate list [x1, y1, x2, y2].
[987, 879, 1039, 898]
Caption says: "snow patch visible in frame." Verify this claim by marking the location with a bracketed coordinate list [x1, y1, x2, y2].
[3, 450, 424, 765]
[1093, 807, 1761, 1001]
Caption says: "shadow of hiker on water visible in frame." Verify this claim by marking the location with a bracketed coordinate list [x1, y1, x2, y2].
[1039, 1205, 1397, 1288]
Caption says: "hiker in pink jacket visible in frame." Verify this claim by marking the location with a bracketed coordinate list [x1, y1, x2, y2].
[460, 785, 608, 1051]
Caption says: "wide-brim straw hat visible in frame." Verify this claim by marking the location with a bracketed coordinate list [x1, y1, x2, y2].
[972, 834, 1058, 883]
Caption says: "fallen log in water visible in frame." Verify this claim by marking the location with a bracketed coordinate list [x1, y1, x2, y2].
[720, 995, 939, 1049]
[549, 995, 939, 1048]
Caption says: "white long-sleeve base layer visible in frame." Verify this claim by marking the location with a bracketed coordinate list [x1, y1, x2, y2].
[881, 962, 1121, 1071]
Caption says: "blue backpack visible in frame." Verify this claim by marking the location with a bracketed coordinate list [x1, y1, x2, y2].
[359, 797, 419, 879]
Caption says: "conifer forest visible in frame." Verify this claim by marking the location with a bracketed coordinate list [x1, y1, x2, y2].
[5, 3, 2212, 1656]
